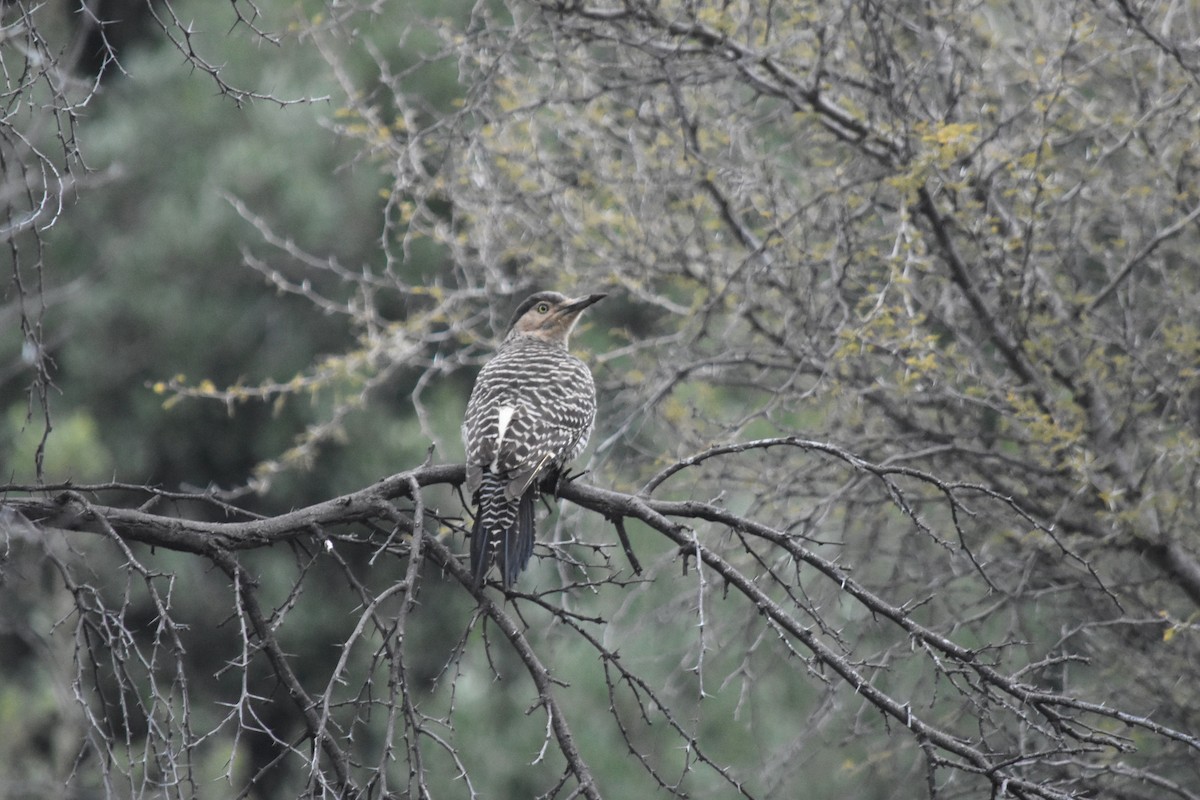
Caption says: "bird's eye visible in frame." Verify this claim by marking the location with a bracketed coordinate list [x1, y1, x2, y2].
[536, 303, 550, 314]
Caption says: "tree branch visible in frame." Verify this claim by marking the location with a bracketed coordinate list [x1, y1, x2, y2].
[5, 449, 1197, 797]
[2, 465, 464, 553]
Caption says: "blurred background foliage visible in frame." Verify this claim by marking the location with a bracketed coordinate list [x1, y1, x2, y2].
[0, 1, 480, 795]
[4, 0, 1200, 797]
[5, 7, 391, 496]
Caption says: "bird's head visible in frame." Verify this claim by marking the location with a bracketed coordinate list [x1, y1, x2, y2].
[505, 291, 607, 347]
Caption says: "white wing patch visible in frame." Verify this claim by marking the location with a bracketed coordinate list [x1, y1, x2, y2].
[491, 405, 516, 472]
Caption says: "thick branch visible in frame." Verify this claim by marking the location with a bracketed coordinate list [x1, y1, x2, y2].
[2, 464, 464, 553]
[6, 450, 1197, 793]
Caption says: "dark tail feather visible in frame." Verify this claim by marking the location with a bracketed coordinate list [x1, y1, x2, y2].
[499, 488, 537, 588]
[470, 477, 536, 589]
[468, 505, 492, 588]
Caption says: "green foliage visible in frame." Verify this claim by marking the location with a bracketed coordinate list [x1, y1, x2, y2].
[23, 6, 431, 496]
[3, 404, 113, 483]
[6, 0, 1200, 797]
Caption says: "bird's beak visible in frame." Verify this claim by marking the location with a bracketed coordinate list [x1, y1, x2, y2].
[560, 293, 607, 314]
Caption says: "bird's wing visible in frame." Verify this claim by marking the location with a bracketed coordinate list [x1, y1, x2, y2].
[463, 349, 596, 495]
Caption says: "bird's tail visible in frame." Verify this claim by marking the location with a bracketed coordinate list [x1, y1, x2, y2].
[470, 474, 536, 588]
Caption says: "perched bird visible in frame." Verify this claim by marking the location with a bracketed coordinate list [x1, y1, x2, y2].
[462, 291, 606, 588]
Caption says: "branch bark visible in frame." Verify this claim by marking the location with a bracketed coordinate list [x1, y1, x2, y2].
[6, 448, 1196, 799]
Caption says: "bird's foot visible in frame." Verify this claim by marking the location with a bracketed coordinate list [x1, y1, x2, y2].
[554, 468, 589, 497]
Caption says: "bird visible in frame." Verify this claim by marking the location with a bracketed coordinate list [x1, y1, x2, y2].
[462, 291, 606, 589]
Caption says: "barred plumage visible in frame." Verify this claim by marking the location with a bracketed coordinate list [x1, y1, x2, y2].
[462, 291, 605, 588]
